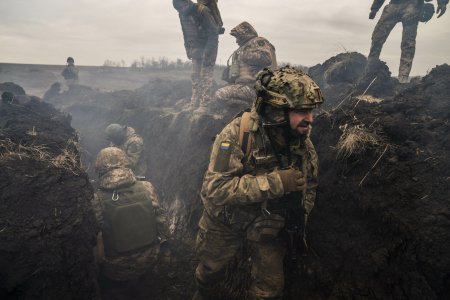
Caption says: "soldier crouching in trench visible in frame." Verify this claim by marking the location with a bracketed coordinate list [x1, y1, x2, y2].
[91, 147, 170, 292]
[193, 67, 324, 300]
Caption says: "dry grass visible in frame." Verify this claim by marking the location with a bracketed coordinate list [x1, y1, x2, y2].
[354, 94, 383, 104]
[0, 138, 81, 174]
[336, 124, 383, 159]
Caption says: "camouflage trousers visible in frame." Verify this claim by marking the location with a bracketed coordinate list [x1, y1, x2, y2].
[214, 83, 256, 106]
[191, 57, 215, 108]
[99, 243, 160, 282]
[368, 2, 420, 79]
[195, 210, 286, 299]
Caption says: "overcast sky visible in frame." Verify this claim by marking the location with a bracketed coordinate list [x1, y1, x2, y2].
[0, 0, 449, 75]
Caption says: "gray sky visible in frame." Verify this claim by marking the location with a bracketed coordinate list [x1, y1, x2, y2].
[0, 0, 449, 75]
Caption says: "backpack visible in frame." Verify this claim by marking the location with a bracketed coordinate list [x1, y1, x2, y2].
[98, 181, 157, 256]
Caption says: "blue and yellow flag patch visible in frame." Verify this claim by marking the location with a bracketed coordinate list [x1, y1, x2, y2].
[220, 142, 231, 150]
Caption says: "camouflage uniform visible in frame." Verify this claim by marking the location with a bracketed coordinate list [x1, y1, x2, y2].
[174, 0, 220, 108]
[194, 68, 323, 300]
[91, 148, 170, 281]
[368, 0, 448, 82]
[215, 22, 277, 105]
[106, 125, 147, 178]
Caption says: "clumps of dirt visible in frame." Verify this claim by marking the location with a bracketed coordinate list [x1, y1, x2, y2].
[0, 82, 26, 96]
[0, 86, 99, 299]
[301, 64, 450, 299]
[309, 52, 398, 109]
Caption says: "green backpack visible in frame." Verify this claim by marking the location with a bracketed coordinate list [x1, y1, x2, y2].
[98, 181, 157, 256]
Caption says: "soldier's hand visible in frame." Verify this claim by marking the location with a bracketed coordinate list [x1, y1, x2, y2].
[369, 10, 377, 19]
[276, 168, 306, 193]
[437, 4, 447, 18]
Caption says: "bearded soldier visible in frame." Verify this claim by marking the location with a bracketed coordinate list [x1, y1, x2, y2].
[105, 123, 146, 178]
[215, 21, 277, 106]
[193, 67, 323, 300]
[91, 147, 170, 283]
[173, 0, 221, 112]
[368, 0, 448, 83]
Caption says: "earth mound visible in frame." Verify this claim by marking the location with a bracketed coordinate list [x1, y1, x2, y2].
[0, 90, 99, 299]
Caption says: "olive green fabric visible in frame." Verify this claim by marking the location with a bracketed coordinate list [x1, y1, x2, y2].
[98, 181, 157, 256]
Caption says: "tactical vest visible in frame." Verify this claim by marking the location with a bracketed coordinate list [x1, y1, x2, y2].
[179, 5, 208, 59]
[97, 181, 157, 257]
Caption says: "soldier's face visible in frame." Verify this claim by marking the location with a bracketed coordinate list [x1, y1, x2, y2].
[289, 109, 313, 136]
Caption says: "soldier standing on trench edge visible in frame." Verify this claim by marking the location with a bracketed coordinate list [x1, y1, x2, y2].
[173, 0, 223, 113]
[193, 67, 324, 300]
[368, 0, 448, 83]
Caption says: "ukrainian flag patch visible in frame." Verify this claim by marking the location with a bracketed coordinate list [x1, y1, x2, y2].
[220, 142, 230, 150]
[214, 141, 232, 172]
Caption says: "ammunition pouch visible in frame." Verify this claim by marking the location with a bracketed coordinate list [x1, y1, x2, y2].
[247, 214, 285, 242]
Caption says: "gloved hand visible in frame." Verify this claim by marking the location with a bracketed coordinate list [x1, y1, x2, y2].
[369, 10, 377, 19]
[437, 4, 447, 18]
[275, 168, 306, 193]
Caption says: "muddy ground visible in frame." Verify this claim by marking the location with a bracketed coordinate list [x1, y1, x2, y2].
[1, 54, 449, 299]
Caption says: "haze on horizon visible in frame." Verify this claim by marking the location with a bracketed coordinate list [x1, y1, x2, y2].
[0, 0, 449, 76]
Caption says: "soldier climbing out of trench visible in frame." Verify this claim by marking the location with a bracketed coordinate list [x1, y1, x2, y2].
[173, 0, 223, 113]
[367, 0, 448, 83]
[91, 147, 170, 285]
[105, 123, 146, 178]
[193, 67, 324, 300]
[215, 21, 277, 107]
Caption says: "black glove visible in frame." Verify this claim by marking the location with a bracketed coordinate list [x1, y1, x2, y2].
[437, 4, 447, 18]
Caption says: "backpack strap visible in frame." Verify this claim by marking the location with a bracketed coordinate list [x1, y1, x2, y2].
[239, 111, 253, 157]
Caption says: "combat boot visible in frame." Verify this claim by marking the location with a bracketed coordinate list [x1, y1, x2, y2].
[398, 75, 409, 84]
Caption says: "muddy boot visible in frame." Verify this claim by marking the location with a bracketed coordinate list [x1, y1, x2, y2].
[398, 75, 409, 84]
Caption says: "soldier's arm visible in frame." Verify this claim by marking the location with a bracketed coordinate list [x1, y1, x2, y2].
[303, 138, 318, 215]
[370, 0, 385, 12]
[142, 181, 171, 239]
[240, 39, 273, 67]
[126, 137, 144, 167]
[201, 119, 285, 206]
[200, 6, 219, 60]
[91, 193, 104, 227]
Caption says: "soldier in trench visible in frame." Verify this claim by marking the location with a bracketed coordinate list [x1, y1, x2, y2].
[91, 147, 170, 283]
[193, 67, 324, 300]
[215, 21, 277, 107]
[105, 123, 146, 178]
[368, 0, 448, 83]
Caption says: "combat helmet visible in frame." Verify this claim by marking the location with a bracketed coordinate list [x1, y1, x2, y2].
[172, 0, 193, 14]
[95, 147, 130, 175]
[230, 22, 258, 45]
[254, 66, 324, 113]
[105, 123, 127, 145]
[67, 57, 74, 64]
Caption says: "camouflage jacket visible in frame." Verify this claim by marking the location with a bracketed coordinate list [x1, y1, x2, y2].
[61, 65, 79, 80]
[201, 110, 318, 228]
[232, 36, 277, 84]
[117, 127, 146, 177]
[177, 3, 219, 60]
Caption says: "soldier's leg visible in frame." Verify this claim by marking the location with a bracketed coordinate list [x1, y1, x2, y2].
[199, 63, 215, 107]
[214, 84, 256, 105]
[191, 58, 202, 108]
[398, 5, 420, 82]
[194, 211, 242, 299]
[248, 239, 286, 300]
[368, 4, 399, 61]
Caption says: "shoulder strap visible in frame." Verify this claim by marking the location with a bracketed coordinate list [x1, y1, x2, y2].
[239, 112, 253, 157]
